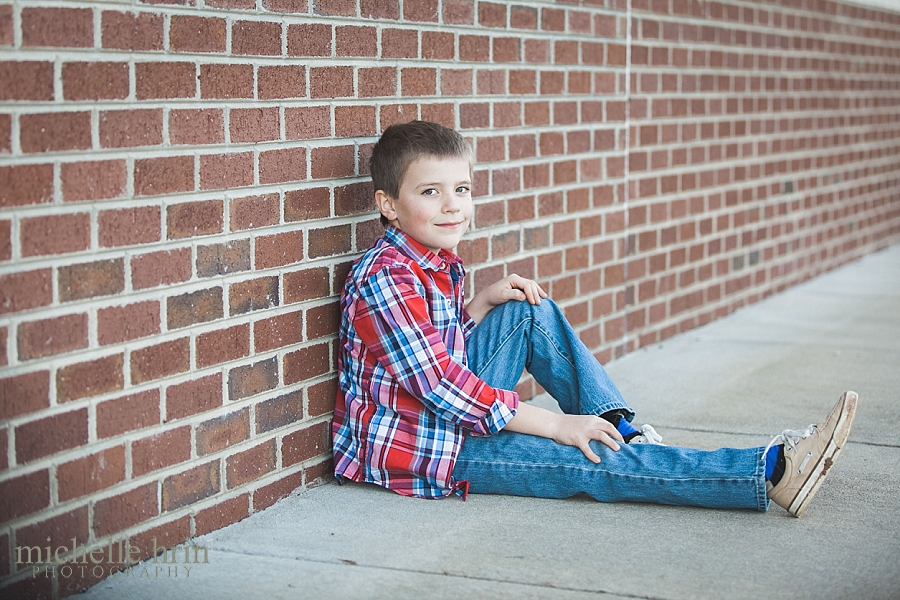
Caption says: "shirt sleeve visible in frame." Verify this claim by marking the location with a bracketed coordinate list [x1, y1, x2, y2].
[353, 263, 518, 435]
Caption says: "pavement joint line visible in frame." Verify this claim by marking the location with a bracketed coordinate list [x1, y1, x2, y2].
[183, 547, 670, 600]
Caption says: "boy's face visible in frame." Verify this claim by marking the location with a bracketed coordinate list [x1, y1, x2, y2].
[375, 155, 473, 253]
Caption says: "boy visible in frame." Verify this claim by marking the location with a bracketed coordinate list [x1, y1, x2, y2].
[332, 120, 857, 517]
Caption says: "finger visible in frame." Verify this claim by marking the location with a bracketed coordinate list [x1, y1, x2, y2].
[594, 429, 621, 451]
[579, 442, 602, 464]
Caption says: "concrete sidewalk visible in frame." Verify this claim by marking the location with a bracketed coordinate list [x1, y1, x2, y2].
[79, 245, 900, 600]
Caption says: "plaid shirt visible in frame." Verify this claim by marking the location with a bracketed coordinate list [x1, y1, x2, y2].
[332, 226, 519, 499]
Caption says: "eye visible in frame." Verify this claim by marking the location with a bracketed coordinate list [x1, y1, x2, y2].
[456, 186, 470, 194]
[421, 188, 438, 196]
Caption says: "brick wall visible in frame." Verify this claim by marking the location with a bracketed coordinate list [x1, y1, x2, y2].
[1, 0, 899, 596]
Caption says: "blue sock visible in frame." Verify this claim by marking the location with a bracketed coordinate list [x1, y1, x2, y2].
[616, 418, 639, 438]
[765, 444, 782, 481]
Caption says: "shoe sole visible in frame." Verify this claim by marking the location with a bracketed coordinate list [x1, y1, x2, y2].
[787, 391, 858, 517]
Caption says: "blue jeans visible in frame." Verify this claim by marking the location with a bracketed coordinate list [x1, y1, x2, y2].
[453, 299, 769, 511]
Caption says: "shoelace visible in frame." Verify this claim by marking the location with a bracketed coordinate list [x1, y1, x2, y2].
[763, 424, 816, 455]
[635, 424, 665, 445]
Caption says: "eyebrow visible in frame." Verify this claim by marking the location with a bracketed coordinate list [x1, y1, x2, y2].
[416, 180, 472, 188]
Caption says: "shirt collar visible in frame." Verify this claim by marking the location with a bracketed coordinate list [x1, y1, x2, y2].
[383, 225, 463, 272]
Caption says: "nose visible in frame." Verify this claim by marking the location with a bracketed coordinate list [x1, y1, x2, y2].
[443, 192, 461, 213]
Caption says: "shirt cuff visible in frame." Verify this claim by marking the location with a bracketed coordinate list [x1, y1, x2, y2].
[472, 389, 519, 436]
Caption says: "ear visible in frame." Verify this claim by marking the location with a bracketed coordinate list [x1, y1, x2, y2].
[374, 190, 398, 223]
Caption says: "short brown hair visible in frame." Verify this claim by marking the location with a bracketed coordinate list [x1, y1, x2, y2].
[370, 121, 474, 226]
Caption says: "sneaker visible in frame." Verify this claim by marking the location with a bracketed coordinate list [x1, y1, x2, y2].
[765, 391, 858, 518]
[629, 424, 666, 445]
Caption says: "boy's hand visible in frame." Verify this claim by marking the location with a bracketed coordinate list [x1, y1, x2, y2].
[467, 274, 548, 324]
[550, 414, 623, 463]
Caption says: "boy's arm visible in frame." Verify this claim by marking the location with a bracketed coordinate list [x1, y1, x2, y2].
[466, 274, 548, 325]
[504, 402, 624, 463]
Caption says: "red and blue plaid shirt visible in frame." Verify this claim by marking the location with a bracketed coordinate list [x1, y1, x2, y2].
[332, 226, 519, 499]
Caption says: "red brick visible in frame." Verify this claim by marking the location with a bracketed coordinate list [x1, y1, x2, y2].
[0, 326, 6, 366]
[254, 230, 304, 270]
[381, 28, 417, 59]
[63, 62, 129, 100]
[200, 63, 253, 99]
[166, 199, 223, 239]
[287, 23, 332, 57]
[135, 155, 194, 196]
[0, 61, 54, 101]
[14, 506, 89, 561]
[265, 0, 310, 12]
[58, 258, 125, 302]
[285, 106, 331, 140]
[22, 7, 92, 48]
[97, 389, 160, 438]
[228, 276, 278, 316]
[93, 483, 158, 538]
[284, 342, 330, 384]
[16, 313, 86, 361]
[57, 354, 124, 402]
[135, 62, 196, 99]
[253, 311, 302, 355]
[233, 20, 282, 55]
[161, 462, 220, 512]
[401, 67, 436, 96]
[227, 440, 276, 488]
[170, 15, 226, 53]
[99, 108, 163, 148]
[0, 113, 9, 153]
[194, 494, 250, 536]
[20, 111, 91, 154]
[459, 34, 490, 62]
[405, 0, 438, 21]
[132, 426, 191, 477]
[361, 0, 399, 18]
[167, 287, 224, 329]
[310, 145, 354, 180]
[196, 239, 251, 277]
[20, 213, 88, 258]
[307, 302, 340, 340]
[62, 160, 128, 202]
[231, 194, 279, 231]
[0, 370, 49, 420]
[197, 324, 250, 368]
[166, 373, 222, 421]
[259, 147, 307, 184]
[422, 31, 454, 60]
[101, 11, 164, 51]
[284, 266, 330, 303]
[335, 181, 374, 217]
[0, 470, 49, 523]
[283, 420, 331, 466]
[58, 446, 126, 502]
[228, 357, 278, 401]
[308, 377, 338, 417]
[15, 408, 88, 464]
[310, 66, 353, 98]
[0, 4, 11, 46]
[130, 338, 190, 384]
[99, 206, 160, 247]
[200, 152, 254, 191]
[255, 389, 303, 433]
[258, 65, 306, 100]
[131, 248, 191, 290]
[444, 0, 473, 24]
[169, 109, 224, 145]
[0, 163, 53, 207]
[336, 106, 377, 139]
[336, 25, 376, 57]
[196, 408, 249, 455]
[230, 107, 280, 142]
[253, 470, 303, 511]
[315, 0, 354, 15]
[308, 224, 351, 258]
[284, 187, 329, 222]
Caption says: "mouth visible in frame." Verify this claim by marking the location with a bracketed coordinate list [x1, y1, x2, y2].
[436, 222, 463, 229]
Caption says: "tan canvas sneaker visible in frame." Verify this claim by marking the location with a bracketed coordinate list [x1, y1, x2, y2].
[765, 391, 858, 517]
